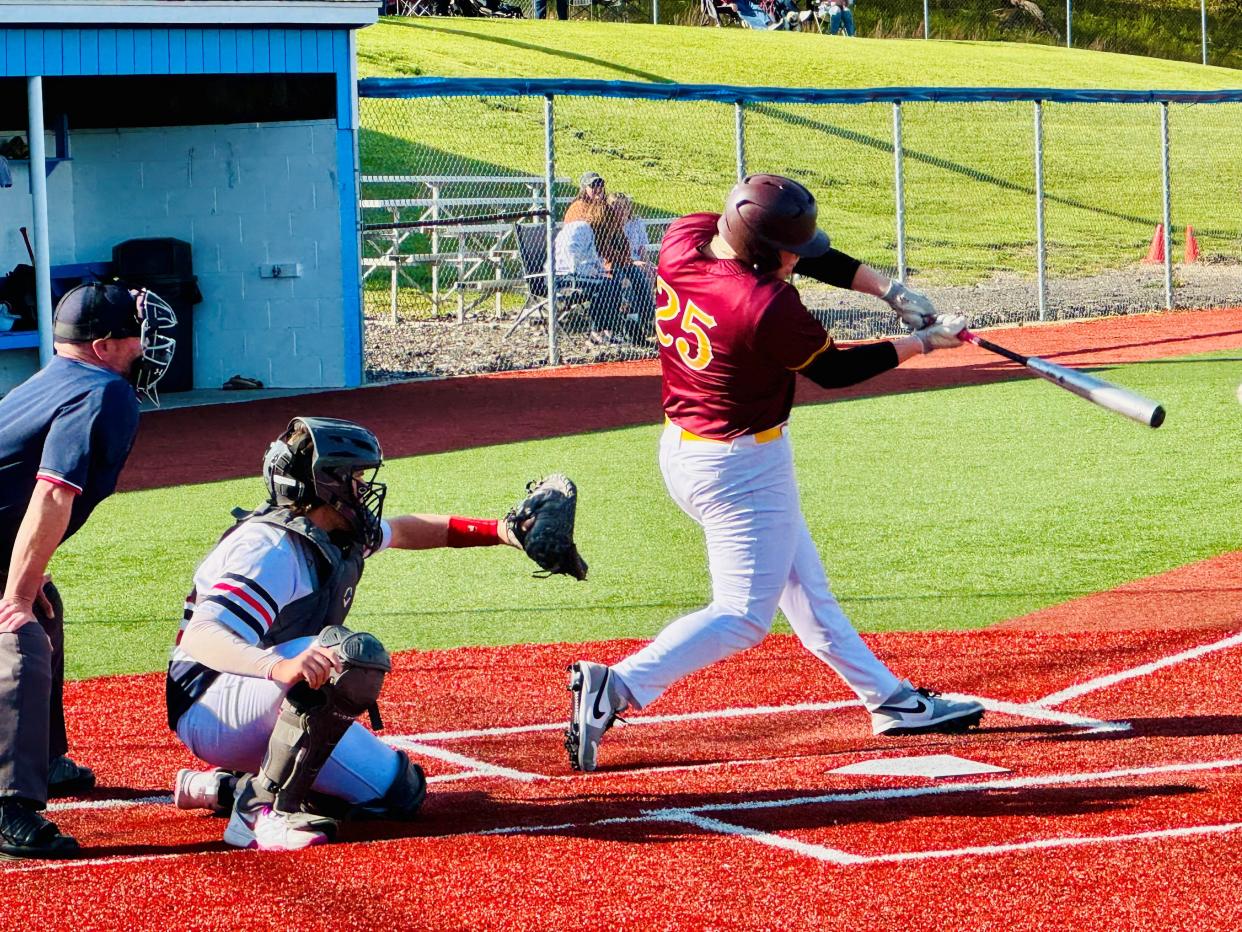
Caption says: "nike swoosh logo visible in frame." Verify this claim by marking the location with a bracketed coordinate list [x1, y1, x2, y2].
[878, 698, 929, 714]
[592, 669, 612, 720]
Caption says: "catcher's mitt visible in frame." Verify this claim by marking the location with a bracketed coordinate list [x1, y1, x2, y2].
[505, 474, 588, 580]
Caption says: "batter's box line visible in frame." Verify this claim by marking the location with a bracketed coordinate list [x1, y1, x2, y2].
[1034, 629, 1242, 709]
[663, 811, 1242, 867]
[482, 757, 1242, 865]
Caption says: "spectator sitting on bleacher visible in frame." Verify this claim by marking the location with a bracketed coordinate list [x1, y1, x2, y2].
[610, 194, 650, 268]
[603, 194, 656, 342]
[553, 220, 625, 344]
[564, 172, 610, 231]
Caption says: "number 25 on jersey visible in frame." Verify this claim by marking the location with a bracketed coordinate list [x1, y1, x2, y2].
[655, 277, 717, 371]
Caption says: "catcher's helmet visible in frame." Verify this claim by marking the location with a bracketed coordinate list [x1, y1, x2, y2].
[717, 174, 830, 272]
[263, 417, 387, 551]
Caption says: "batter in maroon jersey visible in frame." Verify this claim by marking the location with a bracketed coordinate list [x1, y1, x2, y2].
[566, 175, 985, 772]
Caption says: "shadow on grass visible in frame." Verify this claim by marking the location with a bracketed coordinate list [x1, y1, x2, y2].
[387, 19, 674, 85]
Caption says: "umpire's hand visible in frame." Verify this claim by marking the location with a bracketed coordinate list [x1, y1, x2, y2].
[0, 597, 37, 635]
[270, 643, 343, 690]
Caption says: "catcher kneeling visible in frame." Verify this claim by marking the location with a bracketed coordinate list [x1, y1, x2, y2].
[166, 416, 585, 851]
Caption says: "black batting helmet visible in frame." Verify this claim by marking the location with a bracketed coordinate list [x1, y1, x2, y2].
[717, 174, 830, 272]
[263, 416, 387, 551]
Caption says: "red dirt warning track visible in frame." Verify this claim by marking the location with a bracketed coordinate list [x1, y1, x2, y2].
[6, 552, 1242, 930]
[121, 308, 1242, 492]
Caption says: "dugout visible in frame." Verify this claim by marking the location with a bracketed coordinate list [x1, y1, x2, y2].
[0, 0, 378, 397]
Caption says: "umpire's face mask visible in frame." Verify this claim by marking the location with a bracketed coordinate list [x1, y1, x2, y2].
[131, 290, 178, 406]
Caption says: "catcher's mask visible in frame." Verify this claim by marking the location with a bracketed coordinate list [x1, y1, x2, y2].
[717, 174, 830, 274]
[263, 416, 387, 551]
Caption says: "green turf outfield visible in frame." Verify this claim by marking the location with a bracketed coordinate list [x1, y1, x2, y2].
[357, 21, 1242, 290]
[57, 349, 1242, 680]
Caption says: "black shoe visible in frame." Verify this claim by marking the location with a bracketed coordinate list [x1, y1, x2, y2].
[48, 755, 96, 797]
[0, 799, 80, 860]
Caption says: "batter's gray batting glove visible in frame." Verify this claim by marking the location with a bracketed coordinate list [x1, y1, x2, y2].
[882, 281, 937, 331]
[912, 313, 969, 353]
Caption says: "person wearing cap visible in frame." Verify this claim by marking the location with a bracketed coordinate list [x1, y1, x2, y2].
[562, 173, 655, 342]
[564, 171, 609, 230]
[0, 282, 176, 858]
[565, 174, 984, 773]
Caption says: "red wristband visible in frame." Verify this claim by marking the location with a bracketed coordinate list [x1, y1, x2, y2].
[446, 516, 501, 548]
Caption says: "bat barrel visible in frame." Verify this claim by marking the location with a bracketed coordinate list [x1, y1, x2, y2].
[1025, 357, 1165, 428]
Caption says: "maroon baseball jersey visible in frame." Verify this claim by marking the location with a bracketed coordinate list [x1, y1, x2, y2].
[655, 213, 831, 440]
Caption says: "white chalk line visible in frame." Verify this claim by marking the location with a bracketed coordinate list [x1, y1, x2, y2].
[664, 811, 864, 865]
[388, 740, 543, 783]
[402, 700, 860, 742]
[48, 794, 172, 813]
[664, 812, 1242, 866]
[852, 821, 1242, 864]
[483, 757, 1242, 835]
[1036, 629, 1242, 709]
[970, 698, 1130, 733]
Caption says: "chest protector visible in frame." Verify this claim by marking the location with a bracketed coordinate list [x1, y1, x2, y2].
[238, 504, 367, 646]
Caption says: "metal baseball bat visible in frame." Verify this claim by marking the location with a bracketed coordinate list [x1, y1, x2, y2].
[958, 329, 1166, 428]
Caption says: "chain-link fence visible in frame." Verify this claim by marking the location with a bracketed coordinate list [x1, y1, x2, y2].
[384, 2, 1242, 68]
[358, 79, 1242, 382]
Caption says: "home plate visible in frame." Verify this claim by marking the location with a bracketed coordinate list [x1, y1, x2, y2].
[830, 754, 1010, 779]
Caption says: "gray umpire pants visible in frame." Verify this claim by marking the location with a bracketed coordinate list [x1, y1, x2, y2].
[0, 579, 67, 807]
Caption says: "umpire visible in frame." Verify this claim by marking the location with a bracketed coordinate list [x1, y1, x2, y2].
[0, 282, 175, 859]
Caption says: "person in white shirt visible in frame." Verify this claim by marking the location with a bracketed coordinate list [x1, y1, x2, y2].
[167, 416, 530, 851]
[553, 220, 625, 342]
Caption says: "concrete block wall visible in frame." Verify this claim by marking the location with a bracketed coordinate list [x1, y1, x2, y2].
[70, 119, 346, 389]
[0, 150, 76, 271]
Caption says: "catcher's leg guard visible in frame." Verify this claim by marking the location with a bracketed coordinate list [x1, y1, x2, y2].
[243, 627, 391, 815]
[351, 751, 427, 821]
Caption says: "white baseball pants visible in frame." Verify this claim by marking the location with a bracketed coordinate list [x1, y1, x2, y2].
[175, 636, 400, 805]
[611, 422, 902, 711]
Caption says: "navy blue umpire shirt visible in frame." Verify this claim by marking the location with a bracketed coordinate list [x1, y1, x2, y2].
[0, 356, 140, 561]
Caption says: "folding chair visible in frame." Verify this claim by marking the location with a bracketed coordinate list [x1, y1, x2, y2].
[506, 224, 589, 338]
[730, 0, 773, 29]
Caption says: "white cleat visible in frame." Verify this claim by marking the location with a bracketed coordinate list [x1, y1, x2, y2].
[871, 680, 985, 736]
[173, 768, 234, 815]
[564, 660, 627, 773]
[222, 804, 336, 852]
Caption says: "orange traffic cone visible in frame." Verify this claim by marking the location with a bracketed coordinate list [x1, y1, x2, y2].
[1184, 225, 1199, 264]
[1142, 224, 1165, 263]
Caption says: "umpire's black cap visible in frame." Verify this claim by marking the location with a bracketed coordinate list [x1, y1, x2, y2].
[53, 282, 141, 342]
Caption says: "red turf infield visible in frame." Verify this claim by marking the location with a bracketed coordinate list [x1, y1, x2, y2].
[120, 307, 1242, 492]
[6, 553, 1241, 930]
